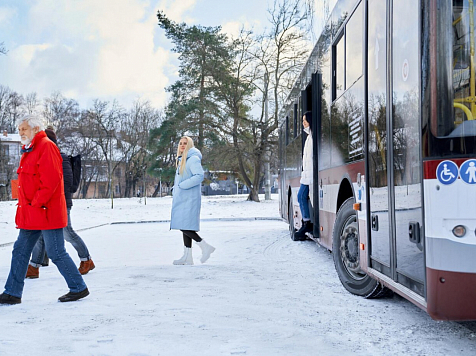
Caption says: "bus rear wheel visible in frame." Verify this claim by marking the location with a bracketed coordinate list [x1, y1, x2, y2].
[332, 198, 385, 298]
[288, 196, 302, 241]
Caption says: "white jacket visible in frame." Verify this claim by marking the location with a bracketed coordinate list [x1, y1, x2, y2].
[300, 128, 313, 185]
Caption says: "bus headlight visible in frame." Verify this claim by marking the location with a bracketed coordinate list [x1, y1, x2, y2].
[452, 225, 466, 238]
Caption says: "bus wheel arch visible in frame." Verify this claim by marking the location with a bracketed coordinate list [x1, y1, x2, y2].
[336, 177, 354, 214]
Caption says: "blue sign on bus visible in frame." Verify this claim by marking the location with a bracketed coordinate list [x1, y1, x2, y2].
[459, 159, 476, 185]
[436, 160, 459, 185]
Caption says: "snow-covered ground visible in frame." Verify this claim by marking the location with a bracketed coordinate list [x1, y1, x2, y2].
[0, 195, 475, 356]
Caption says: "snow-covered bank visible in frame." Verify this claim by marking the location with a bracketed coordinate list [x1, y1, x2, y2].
[0, 195, 475, 355]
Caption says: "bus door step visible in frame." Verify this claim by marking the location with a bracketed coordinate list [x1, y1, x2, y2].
[305, 232, 319, 242]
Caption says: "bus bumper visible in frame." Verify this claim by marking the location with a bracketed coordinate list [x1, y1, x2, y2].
[426, 267, 476, 321]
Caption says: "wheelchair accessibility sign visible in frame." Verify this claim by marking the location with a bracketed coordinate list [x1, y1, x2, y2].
[459, 159, 476, 185]
[436, 160, 458, 185]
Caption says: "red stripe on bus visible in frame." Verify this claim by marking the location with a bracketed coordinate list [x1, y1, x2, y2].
[423, 159, 471, 179]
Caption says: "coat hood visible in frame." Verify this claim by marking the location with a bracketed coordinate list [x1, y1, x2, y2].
[186, 147, 202, 160]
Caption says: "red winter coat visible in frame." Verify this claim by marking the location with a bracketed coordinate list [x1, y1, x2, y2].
[15, 131, 68, 230]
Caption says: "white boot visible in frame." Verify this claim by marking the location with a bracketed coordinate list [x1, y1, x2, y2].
[196, 240, 215, 263]
[173, 247, 193, 265]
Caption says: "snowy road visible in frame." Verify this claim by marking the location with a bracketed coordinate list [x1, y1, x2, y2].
[0, 196, 475, 355]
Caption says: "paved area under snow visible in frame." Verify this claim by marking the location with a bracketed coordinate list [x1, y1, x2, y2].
[0, 195, 475, 355]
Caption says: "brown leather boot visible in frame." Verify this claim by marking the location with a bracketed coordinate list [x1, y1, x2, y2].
[78, 259, 95, 275]
[25, 265, 39, 279]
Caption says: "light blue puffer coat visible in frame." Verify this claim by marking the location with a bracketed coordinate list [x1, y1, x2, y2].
[170, 147, 204, 231]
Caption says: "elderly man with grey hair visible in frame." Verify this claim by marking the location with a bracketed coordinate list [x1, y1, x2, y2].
[0, 115, 89, 305]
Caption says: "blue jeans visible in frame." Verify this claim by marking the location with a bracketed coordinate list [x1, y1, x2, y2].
[4, 228, 87, 298]
[30, 209, 91, 267]
[298, 184, 310, 221]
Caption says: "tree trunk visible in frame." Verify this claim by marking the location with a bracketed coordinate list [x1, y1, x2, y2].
[247, 189, 259, 202]
[125, 177, 131, 198]
[151, 181, 160, 197]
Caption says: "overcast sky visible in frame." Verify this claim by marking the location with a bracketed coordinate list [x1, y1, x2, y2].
[0, 0, 331, 110]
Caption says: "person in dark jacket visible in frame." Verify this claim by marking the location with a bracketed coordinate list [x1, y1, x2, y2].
[25, 127, 95, 279]
[0, 115, 88, 304]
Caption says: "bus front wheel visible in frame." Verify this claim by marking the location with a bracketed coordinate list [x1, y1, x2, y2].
[332, 198, 386, 298]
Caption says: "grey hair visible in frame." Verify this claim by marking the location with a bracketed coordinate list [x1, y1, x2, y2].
[16, 114, 45, 131]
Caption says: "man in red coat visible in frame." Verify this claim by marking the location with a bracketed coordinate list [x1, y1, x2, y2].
[0, 115, 89, 305]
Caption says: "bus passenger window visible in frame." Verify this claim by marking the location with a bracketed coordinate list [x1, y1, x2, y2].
[334, 35, 345, 100]
[285, 116, 290, 145]
[289, 110, 294, 141]
[299, 98, 303, 136]
[346, 3, 363, 89]
[294, 104, 298, 138]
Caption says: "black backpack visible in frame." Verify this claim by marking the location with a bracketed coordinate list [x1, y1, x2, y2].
[69, 154, 82, 193]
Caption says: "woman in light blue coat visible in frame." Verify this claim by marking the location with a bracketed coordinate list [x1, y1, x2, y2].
[171, 136, 215, 265]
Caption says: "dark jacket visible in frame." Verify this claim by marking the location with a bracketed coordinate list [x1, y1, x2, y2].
[15, 131, 68, 230]
[61, 152, 73, 208]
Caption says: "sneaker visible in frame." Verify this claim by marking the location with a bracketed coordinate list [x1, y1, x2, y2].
[78, 260, 95, 275]
[0, 293, 21, 305]
[25, 265, 39, 279]
[58, 288, 89, 303]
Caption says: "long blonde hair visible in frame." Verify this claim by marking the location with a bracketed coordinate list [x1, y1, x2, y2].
[176, 136, 195, 175]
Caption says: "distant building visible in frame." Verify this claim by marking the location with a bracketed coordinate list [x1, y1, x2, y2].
[201, 171, 278, 196]
[202, 170, 242, 195]
[0, 131, 22, 200]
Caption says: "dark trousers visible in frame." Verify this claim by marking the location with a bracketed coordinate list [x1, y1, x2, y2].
[181, 230, 202, 248]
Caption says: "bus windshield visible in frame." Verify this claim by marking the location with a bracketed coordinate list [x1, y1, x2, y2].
[440, 1, 476, 139]
[430, 0, 476, 158]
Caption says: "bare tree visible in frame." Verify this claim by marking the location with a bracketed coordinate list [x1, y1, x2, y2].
[62, 108, 104, 199]
[0, 86, 13, 132]
[120, 100, 162, 197]
[83, 100, 124, 207]
[0, 86, 26, 133]
[6, 91, 24, 133]
[24, 92, 41, 115]
[229, 0, 311, 201]
[43, 92, 80, 135]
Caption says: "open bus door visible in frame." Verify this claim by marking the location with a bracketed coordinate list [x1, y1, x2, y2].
[312, 72, 321, 239]
[366, 0, 425, 298]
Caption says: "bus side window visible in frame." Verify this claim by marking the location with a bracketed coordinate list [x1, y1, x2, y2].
[346, 3, 363, 88]
[289, 110, 294, 141]
[285, 116, 290, 145]
[298, 97, 302, 137]
[293, 103, 298, 138]
[332, 2, 363, 101]
[333, 33, 345, 101]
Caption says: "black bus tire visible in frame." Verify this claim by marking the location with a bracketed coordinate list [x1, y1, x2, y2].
[288, 196, 301, 241]
[332, 198, 382, 297]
